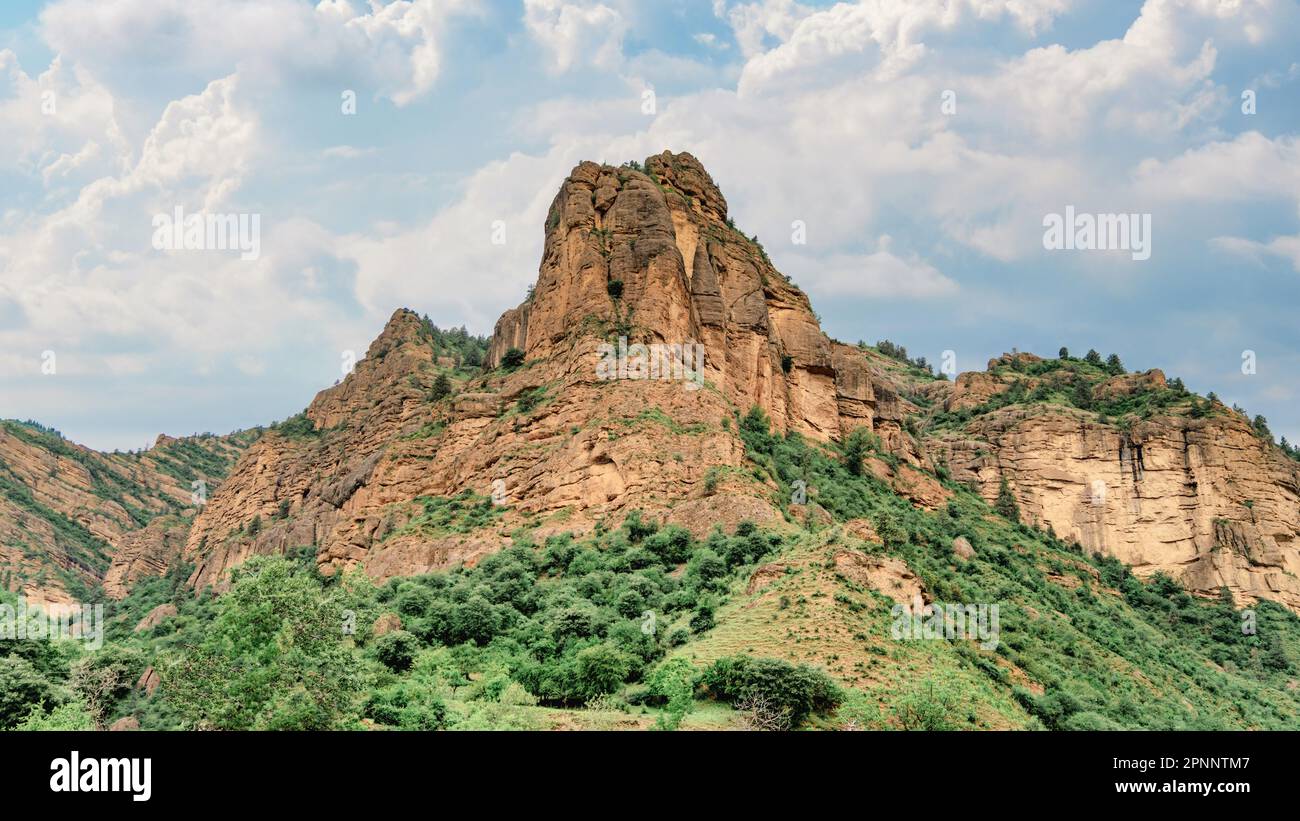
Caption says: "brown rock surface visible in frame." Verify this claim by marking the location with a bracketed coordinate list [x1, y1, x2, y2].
[371, 613, 403, 637]
[134, 603, 178, 633]
[137, 666, 161, 696]
[0, 422, 257, 605]
[185, 153, 919, 590]
[952, 536, 976, 560]
[831, 549, 925, 604]
[173, 151, 1300, 616]
[927, 405, 1300, 608]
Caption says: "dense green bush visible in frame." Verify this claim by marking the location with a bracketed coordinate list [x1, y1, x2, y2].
[500, 348, 525, 369]
[364, 680, 447, 730]
[699, 656, 843, 728]
[374, 630, 420, 672]
[0, 656, 57, 730]
[162, 556, 367, 730]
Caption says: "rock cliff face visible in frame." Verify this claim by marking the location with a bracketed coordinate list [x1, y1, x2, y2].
[925, 369, 1300, 609]
[487, 151, 877, 440]
[174, 150, 1300, 613]
[0, 422, 257, 605]
[184, 152, 909, 589]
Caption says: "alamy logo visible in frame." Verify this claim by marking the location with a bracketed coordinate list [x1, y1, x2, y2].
[50, 752, 151, 802]
[596, 336, 705, 390]
[0, 598, 103, 649]
[1042, 206, 1151, 261]
[151, 206, 261, 261]
[891, 594, 1000, 650]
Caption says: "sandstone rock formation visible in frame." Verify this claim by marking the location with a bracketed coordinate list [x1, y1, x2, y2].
[926, 372, 1300, 608]
[16, 150, 1296, 618]
[0, 422, 257, 605]
[183, 152, 916, 590]
[134, 603, 178, 634]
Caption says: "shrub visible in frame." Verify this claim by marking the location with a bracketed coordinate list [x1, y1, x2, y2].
[16, 700, 94, 730]
[702, 467, 721, 496]
[698, 656, 842, 728]
[891, 680, 963, 730]
[575, 644, 632, 698]
[645, 525, 693, 563]
[500, 348, 525, 369]
[70, 645, 145, 730]
[374, 630, 420, 672]
[689, 605, 716, 633]
[995, 477, 1021, 523]
[395, 584, 436, 619]
[363, 681, 447, 730]
[686, 550, 727, 587]
[429, 374, 453, 401]
[842, 428, 872, 476]
[0, 656, 55, 730]
[516, 387, 542, 413]
[648, 658, 696, 730]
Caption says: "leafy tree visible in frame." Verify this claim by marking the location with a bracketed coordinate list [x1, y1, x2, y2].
[363, 680, 447, 730]
[699, 656, 842, 728]
[686, 550, 727, 587]
[648, 658, 696, 730]
[875, 509, 908, 549]
[1084, 349, 1102, 366]
[162, 555, 365, 730]
[1253, 415, 1272, 439]
[0, 656, 55, 730]
[1071, 377, 1093, 410]
[1058, 347, 1070, 360]
[15, 700, 94, 730]
[689, 605, 716, 633]
[575, 644, 632, 698]
[374, 630, 420, 672]
[429, 374, 453, 402]
[500, 348, 525, 369]
[450, 595, 501, 646]
[995, 477, 1021, 523]
[70, 645, 144, 730]
[1105, 353, 1125, 375]
[842, 427, 872, 476]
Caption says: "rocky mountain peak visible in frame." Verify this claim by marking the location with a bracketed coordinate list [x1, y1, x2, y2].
[367, 308, 427, 358]
[173, 151, 1300, 614]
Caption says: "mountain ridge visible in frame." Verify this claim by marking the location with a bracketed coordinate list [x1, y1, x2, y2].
[4, 150, 1298, 616]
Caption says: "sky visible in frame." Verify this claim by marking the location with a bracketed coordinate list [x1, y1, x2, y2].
[0, 0, 1298, 452]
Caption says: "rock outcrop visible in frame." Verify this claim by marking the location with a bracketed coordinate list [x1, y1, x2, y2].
[927, 398, 1300, 608]
[0, 422, 257, 605]
[183, 152, 916, 590]
[173, 151, 1300, 614]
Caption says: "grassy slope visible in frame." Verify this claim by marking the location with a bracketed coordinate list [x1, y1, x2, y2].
[693, 409, 1300, 729]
